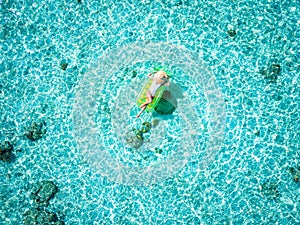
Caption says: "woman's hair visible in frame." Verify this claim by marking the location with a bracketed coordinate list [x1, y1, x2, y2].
[154, 71, 168, 80]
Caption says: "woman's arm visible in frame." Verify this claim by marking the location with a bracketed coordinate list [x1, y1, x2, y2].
[162, 78, 170, 86]
[148, 72, 155, 79]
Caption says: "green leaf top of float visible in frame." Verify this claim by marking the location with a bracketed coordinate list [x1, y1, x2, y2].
[153, 66, 172, 78]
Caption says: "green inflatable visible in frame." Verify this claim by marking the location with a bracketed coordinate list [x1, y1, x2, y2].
[136, 78, 166, 113]
[136, 68, 171, 113]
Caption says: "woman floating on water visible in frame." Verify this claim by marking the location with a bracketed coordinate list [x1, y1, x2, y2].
[136, 71, 170, 118]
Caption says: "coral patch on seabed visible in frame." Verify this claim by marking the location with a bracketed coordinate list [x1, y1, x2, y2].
[24, 180, 64, 224]
[289, 166, 300, 183]
[60, 60, 68, 71]
[23, 208, 64, 225]
[125, 128, 144, 149]
[30, 180, 58, 205]
[260, 180, 280, 199]
[0, 141, 15, 163]
[25, 121, 47, 141]
[227, 29, 237, 37]
[260, 64, 281, 83]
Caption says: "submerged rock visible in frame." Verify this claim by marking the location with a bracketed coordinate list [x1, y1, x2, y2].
[25, 121, 46, 141]
[132, 70, 137, 78]
[260, 180, 280, 199]
[227, 29, 237, 37]
[151, 119, 160, 128]
[24, 208, 64, 225]
[60, 61, 68, 71]
[271, 64, 281, 75]
[133, 128, 143, 140]
[289, 166, 300, 183]
[141, 122, 151, 133]
[155, 148, 163, 154]
[254, 130, 260, 136]
[125, 129, 143, 149]
[259, 68, 268, 77]
[30, 180, 58, 204]
[0, 141, 14, 162]
[260, 63, 281, 83]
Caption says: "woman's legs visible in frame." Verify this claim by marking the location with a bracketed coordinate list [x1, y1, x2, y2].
[136, 91, 153, 118]
[140, 91, 153, 108]
[136, 105, 147, 118]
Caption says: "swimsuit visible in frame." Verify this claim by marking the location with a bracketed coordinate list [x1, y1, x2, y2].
[148, 81, 161, 97]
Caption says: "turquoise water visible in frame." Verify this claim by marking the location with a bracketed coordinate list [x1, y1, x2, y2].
[1, 0, 299, 224]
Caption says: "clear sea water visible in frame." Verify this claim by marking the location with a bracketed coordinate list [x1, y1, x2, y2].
[0, 0, 299, 224]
